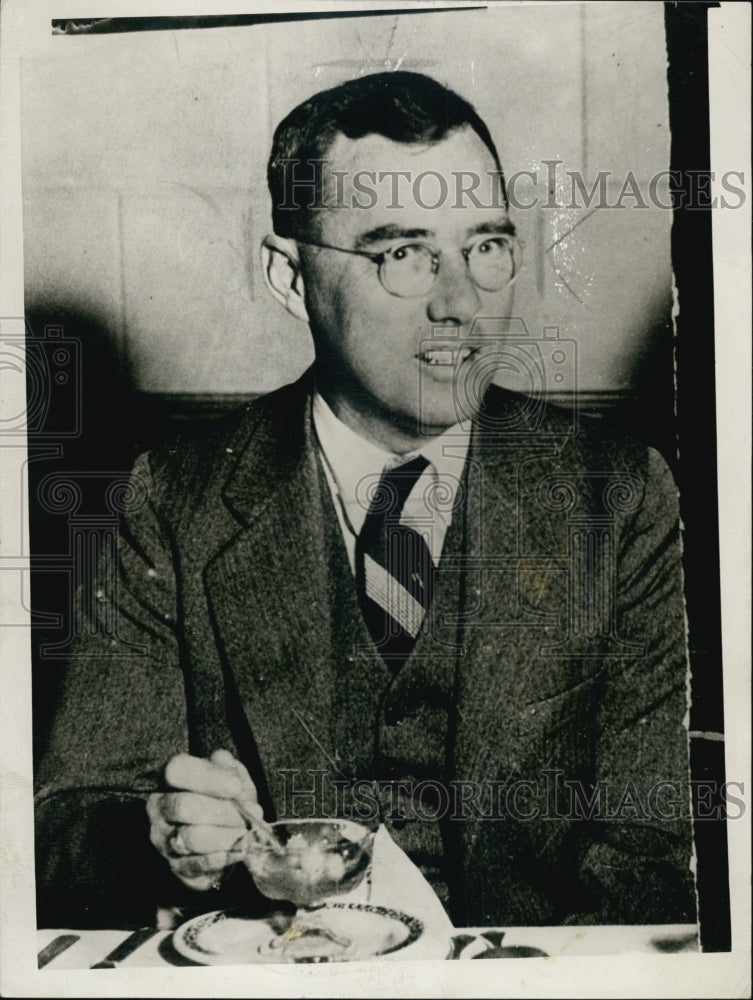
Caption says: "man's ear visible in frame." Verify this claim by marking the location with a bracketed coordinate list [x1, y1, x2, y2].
[260, 234, 309, 323]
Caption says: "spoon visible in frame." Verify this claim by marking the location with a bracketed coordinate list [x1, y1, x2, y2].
[234, 795, 286, 856]
[212, 750, 286, 856]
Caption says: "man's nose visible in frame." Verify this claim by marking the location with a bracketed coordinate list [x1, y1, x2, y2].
[425, 253, 481, 326]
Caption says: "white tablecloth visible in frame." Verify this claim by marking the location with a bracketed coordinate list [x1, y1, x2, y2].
[36, 922, 700, 969]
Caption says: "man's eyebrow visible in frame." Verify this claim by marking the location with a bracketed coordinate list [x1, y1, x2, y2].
[466, 218, 517, 238]
[354, 225, 433, 248]
[353, 218, 517, 249]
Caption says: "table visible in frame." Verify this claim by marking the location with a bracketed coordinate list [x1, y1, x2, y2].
[37, 923, 699, 968]
[33, 828, 699, 967]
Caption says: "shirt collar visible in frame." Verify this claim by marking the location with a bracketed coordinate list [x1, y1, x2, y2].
[312, 391, 471, 535]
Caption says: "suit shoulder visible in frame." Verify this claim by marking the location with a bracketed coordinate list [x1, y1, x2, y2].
[134, 375, 309, 508]
[151, 378, 305, 463]
[481, 384, 662, 476]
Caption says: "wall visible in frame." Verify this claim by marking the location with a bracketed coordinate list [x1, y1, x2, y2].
[21, 3, 672, 406]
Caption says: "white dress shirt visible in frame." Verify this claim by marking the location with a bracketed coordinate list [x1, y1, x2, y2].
[312, 392, 471, 575]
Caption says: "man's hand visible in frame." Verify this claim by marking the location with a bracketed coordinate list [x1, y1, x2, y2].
[147, 748, 265, 891]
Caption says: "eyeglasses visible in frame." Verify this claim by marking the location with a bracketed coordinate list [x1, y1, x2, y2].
[296, 232, 522, 299]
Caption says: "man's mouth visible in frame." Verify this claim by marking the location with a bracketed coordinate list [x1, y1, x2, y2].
[416, 345, 479, 367]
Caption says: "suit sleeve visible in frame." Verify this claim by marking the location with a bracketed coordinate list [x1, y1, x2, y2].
[571, 446, 697, 924]
[34, 452, 192, 927]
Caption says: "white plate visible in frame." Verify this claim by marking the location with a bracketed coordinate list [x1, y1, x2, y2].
[172, 903, 437, 964]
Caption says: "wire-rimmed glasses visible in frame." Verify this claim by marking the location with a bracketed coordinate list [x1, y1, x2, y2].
[296, 232, 522, 298]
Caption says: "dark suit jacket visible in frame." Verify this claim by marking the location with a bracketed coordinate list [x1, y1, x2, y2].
[34, 371, 697, 928]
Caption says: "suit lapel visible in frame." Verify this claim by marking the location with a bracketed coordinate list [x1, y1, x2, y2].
[448, 399, 573, 845]
[449, 434, 533, 785]
[203, 378, 343, 810]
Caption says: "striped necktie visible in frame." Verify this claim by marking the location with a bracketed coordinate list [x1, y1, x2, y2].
[355, 455, 436, 670]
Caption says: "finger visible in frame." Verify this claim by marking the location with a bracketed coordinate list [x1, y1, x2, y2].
[148, 812, 195, 864]
[239, 799, 265, 825]
[173, 869, 232, 893]
[171, 851, 235, 881]
[176, 824, 248, 856]
[147, 800, 175, 857]
[210, 749, 259, 805]
[147, 792, 167, 826]
[160, 791, 245, 828]
[210, 752, 266, 836]
[209, 748, 238, 771]
[164, 753, 243, 799]
[176, 874, 219, 892]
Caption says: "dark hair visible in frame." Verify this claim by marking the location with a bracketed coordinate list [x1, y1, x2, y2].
[267, 71, 507, 237]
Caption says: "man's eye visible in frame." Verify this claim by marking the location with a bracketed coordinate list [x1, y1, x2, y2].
[475, 237, 507, 256]
[391, 243, 428, 263]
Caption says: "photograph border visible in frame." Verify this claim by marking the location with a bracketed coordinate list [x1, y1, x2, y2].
[1, 1, 750, 996]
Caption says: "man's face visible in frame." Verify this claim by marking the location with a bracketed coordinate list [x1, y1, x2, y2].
[295, 126, 516, 451]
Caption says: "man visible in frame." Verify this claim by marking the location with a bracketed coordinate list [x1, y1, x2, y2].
[35, 72, 696, 929]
